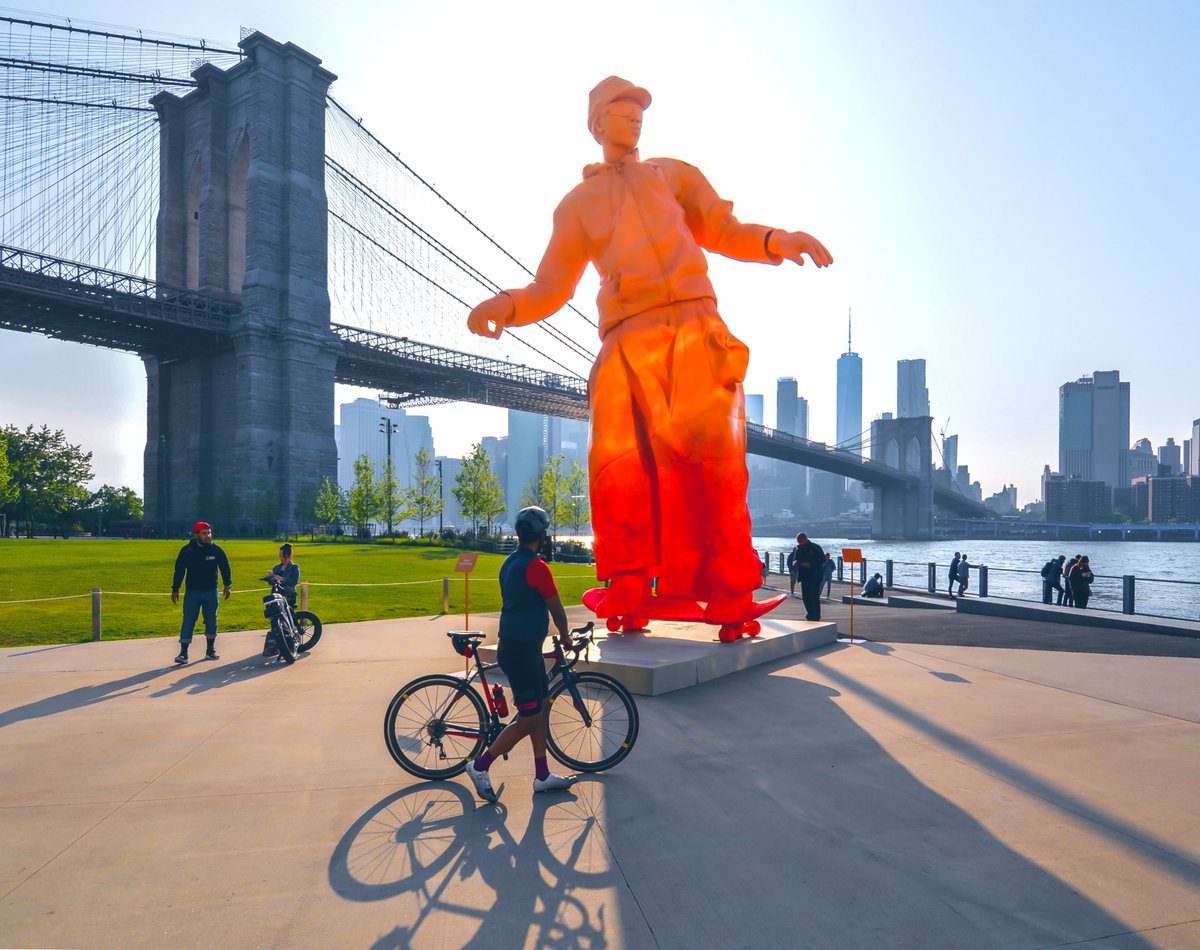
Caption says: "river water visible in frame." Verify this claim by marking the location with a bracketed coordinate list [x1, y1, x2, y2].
[751, 536, 1200, 622]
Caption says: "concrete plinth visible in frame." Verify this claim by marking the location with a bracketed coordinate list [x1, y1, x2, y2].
[480, 618, 838, 696]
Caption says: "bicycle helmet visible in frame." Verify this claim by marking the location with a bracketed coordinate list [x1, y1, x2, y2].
[515, 505, 550, 542]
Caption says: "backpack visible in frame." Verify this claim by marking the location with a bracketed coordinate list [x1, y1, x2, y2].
[1040, 560, 1054, 579]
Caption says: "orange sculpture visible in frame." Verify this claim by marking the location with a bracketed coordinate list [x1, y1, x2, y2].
[468, 76, 833, 640]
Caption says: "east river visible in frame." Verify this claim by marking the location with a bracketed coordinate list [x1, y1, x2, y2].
[751, 536, 1199, 622]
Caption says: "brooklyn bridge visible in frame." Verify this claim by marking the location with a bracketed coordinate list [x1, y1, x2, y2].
[0, 16, 989, 537]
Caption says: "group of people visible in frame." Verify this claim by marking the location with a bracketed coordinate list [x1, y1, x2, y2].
[786, 533, 836, 622]
[947, 552, 972, 597]
[1040, 554, 1096, 609]
[170, 520, 301, 664]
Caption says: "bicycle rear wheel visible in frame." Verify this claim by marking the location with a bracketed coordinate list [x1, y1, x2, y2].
[384, 675, 488, 779]
[546, 672, 639, 772]
[294, 611, 322, 652]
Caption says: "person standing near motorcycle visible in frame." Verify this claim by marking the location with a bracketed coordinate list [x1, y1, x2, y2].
[464, 506, 576, 803]
[263, 543, 300, 658]
[170, 521, 232, 664]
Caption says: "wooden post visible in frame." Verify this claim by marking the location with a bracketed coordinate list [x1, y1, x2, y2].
[300, 581, 309, 611]
[91, 588, 102, 641]
[442, 577, 450, 613]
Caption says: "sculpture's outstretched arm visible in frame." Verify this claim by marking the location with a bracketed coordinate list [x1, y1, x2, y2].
[467, 202, 589, 340]
[767, 229, 834, 268]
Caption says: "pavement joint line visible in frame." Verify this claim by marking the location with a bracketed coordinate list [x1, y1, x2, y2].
[890, 644, 1200, 726]
[805, 650, 1200, 883]
[1033, 915, 1200, 949]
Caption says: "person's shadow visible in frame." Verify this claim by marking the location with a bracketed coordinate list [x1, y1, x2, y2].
[331, 649, 1178, 947]
[0, 666, 176, 729]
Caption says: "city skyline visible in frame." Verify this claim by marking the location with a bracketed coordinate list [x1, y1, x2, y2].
[3, 1, 1198, 507]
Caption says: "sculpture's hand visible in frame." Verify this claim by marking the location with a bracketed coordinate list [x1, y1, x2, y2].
[770, 230, 834, 268]
[467, 294, 514, 339]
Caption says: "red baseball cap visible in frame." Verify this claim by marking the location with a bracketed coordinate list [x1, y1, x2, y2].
[193, 521, 211, 533]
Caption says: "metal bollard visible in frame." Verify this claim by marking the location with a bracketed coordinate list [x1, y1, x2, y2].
[979, 565, 989, 598]
[1122, 575, 1135, 615]
[885, 560, 894, 588]
[443, 577, 450, 613]
[300, 581, 309, 611]
[859, 561, 867, 585]
[91, 588, 102, 640]
[927, 562, 936, 594]
[837, 557, 844, 582]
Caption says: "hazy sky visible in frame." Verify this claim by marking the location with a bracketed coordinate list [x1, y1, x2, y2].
[3, 0, 1197, 504]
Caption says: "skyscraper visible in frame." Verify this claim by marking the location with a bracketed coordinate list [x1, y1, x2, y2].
[836, 311, 862, 455]
[745, 394, 764, 427]
[776, 377, 799, 435]
[1190, 419, 1200, 476]
[896, 359, 930, 418]
[1059, 370, 1130, 489]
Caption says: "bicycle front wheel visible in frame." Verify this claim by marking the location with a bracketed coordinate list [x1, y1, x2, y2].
[384, 675, 487, 779]
[272, 618, 297, 664]
[294, 611, 322, 652]
[546, 672, 639, 772]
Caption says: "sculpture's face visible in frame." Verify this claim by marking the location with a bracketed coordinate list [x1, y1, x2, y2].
[596, 100, 643, 151]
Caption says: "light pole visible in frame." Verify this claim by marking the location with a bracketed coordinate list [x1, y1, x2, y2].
[379, 416, 396, 539]
[436, 458, 444, 535]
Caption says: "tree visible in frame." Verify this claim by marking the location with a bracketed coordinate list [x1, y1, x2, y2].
[0, 430, 13, 510]
[2, 425, 93, 537]
[314, 476, 344, 534]
[346, 453, 379, 538]
[452, 443, 506, 536]
[85, 485, 143, 535]
[377, 456, 406, 540]
[537, 454, 569, 537]
[250, 476, 281, 535]
[292, 481, 320, 536]
[565, 459, 591, 533]
[405, 446, 443, 540]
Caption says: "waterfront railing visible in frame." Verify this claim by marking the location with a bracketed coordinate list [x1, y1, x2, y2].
[760, 552, 1200, 624]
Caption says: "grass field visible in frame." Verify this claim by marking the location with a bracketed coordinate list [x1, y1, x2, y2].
[0, 539, 599, 648]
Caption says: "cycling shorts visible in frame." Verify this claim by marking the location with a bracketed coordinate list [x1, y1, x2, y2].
[497, 637, 549, 718]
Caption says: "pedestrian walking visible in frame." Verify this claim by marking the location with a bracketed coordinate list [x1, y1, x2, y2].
[791, 533, 826, 621]
[948, 552, 961, 598]
[822, 553, 835, 600]
[170, 521, 232, 664]
[1040, 554, 1065, 604]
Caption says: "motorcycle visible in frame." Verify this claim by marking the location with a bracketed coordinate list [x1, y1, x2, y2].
[260, 576, 322, 664]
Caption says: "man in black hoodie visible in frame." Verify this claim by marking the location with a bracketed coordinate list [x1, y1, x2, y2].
[170, 521, 233, 664]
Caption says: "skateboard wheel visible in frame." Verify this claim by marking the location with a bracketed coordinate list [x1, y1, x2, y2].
[606, 617, 623, 633]
[746, 620, 761, 637]
[718, 624, 741, 643]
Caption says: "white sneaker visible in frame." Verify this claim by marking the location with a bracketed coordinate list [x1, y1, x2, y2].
[533, 773, 578, 793]
[464, 760, 497, 803]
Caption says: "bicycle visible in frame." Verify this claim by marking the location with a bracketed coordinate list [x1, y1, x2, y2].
[260, 576, 323, 664]
[383, 621, 639, 778]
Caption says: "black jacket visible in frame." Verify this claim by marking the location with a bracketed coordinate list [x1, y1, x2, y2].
[172, 541, 232, 592]
[791, 541, 826, 583]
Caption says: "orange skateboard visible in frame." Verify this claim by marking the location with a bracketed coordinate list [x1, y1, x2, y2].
[582, 587, 788, 642]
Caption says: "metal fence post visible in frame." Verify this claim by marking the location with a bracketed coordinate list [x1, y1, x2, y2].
[860, 561, 867, 585]
[443, 577, 450, 613]
[837, 557, 844, 582]
[1122, 575, 1135, 615]
[979, 565, 989, 598]
[91, 588, 102, 641]
[885, 560, 894, 588]
[927, 562, 936, 593]
[300, 581, 309, 611]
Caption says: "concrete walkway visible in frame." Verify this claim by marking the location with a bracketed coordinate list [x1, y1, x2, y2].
[1, 599, 1198, 948]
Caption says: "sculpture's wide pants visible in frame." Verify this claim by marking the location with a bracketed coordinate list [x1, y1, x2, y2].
[587, 298, 762, 602]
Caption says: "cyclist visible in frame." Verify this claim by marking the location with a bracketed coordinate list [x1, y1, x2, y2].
[262, 542, 300, 658]
[465, 506, 576, 802]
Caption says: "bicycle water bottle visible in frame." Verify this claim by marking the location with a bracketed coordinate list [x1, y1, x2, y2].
[492, 685, 509, 717]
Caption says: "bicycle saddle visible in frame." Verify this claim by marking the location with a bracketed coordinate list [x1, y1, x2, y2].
[448, 631, 485, 657]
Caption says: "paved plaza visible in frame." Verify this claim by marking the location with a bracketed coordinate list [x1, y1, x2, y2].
[1, 592, 1198, 948]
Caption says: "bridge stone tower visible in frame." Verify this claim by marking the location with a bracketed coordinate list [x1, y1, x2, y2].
[145, 33, 341, 532]
[870, 416, 934, 539]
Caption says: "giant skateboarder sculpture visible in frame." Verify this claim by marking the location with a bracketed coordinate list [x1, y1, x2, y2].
[468, 77, 833, 641]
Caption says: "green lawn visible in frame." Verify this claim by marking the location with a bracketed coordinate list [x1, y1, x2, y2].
[0, 539, 599, 648]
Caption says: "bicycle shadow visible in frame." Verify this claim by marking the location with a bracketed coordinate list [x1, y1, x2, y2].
[149, 652, 297, 697]
[330, 779, 617, 948]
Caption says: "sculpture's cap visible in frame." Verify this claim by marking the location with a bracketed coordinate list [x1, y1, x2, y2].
[588, 76, 651, 137]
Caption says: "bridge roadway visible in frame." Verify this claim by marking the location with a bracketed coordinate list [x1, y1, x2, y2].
[0, 245, 989, 518]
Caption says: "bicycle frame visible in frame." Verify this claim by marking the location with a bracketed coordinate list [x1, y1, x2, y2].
[439, 626, 598, 748]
